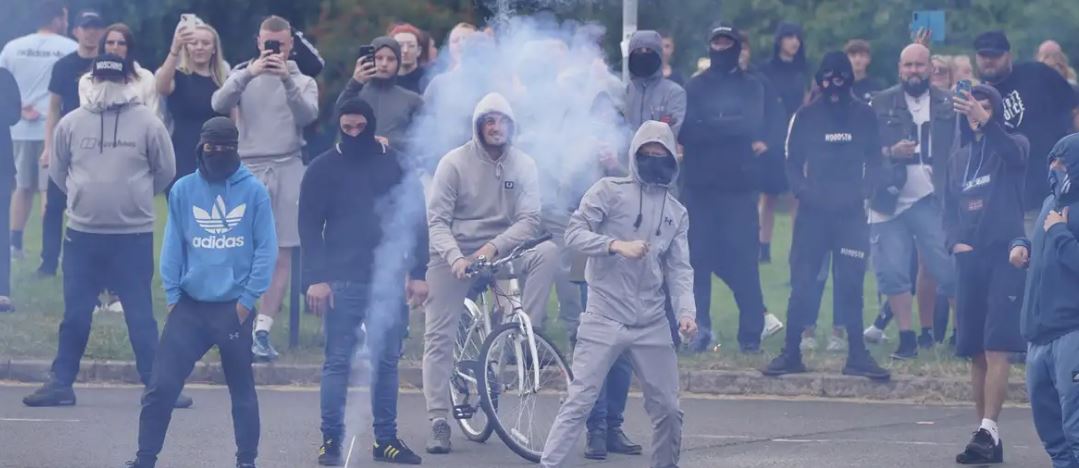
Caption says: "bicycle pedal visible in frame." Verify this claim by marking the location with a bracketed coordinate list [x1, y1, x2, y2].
[452, 404, 476, 420]
[455, 359, 480, 375]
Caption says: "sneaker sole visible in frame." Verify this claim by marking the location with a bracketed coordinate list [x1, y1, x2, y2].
[583, 453, 608, 460]
[424, 447, 451, 455]
[842, 369, 891, 381]
[761, 367, 807, 377]
[373, 456, 423, 465]
[318, 458, 344, 466]
[23, 398, 75, 407]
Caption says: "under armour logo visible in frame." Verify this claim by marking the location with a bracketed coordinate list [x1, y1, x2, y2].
[229, 332, 239, 340]
[665, 217, 674, 226]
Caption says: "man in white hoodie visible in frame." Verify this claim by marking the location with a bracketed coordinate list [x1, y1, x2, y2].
[541, 121, 697, 468]
[212, 15, 319, 361]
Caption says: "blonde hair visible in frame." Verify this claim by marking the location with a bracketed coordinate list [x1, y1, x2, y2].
[177, 24, 229, 87]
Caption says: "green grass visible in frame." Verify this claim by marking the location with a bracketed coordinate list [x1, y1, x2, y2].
[0, 197, 1006, 379]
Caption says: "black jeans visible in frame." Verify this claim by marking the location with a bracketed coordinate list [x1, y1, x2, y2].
[50, 230, 157, 386]
[783, 207, 870, 358]
[686, 189, 766, 347]
[138, 297, 259, 465]
[39, 179, 66, 274]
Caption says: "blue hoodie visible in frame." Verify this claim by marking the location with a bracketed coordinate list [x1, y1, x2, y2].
[161, 165, 277, 311]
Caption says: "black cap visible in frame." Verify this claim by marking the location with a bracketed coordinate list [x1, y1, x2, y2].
[74, 10, 105, 29]
[199, 117, 239, 146]
[710, 23, 739, 42]
[91, 54, 126, 80]
[974, 31, 1011, 57]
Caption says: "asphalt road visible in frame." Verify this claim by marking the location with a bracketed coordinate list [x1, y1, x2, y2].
[0, 383, 1049, 468]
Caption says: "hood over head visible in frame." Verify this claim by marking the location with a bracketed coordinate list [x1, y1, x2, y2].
[83, 54, 140, 114]
[471, 92, 517, 148]
[959, 84, 1005, 146]
[629, 120, 679, 187]
[628, 30, 664, 80]
[336, 97, 384, 157]
[371, 36, 402, 83]
[772, 21, 807, 69]
[1047, 133, 1079, 205]
[196, 116, 242, 182]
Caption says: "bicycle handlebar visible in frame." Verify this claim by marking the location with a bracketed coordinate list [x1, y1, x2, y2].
[465, 234, 553, 278]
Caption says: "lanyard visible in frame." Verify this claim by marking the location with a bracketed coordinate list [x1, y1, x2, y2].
[962, 138, 989, 190]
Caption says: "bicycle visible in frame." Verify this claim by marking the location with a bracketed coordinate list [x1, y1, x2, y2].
[448, 234, 574, 462]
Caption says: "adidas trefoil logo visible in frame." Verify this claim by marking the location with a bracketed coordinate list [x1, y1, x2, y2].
[192, 196, 247, 249]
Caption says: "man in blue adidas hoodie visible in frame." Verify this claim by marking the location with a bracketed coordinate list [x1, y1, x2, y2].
[1011, 133, 1079, 468]
[125, 117, 277, 468]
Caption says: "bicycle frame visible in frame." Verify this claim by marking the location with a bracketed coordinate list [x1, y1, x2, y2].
[498, 263, 543, 395]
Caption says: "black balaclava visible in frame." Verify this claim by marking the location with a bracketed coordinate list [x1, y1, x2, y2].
[636, 151, 677, 185]
[336, 97, 382, 157]
[815, 51, 855, 105]
[629, 49, 662, 78]
[196, 117, 241, 182]
[1048, 133, 1079, 207]
[708, 24, 742, 74]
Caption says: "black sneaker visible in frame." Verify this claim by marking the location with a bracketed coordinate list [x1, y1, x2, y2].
[687, 329, 713, 353]
[842, 352, 891, 381]
[236, 463, 256, 468]
[739, 343, 763, 355]
[761, 349, 806, 376]
[607, 428, 643, 455]
[584, 430, 607, 460]
[890, 331, 918, 360]
[23, 382, 76, 407]
[318, 437, 343, 466]
[917, 330, 935, 349]
[373, 439, 422, 464]
[122, 460, 153, 468]
[956, 429, 1003, 464]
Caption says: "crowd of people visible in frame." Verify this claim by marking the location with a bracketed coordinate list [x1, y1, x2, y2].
[4, 2, 1079, 468]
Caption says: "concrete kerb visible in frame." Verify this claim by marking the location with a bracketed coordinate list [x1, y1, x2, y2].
[1, 359, 1030, 403]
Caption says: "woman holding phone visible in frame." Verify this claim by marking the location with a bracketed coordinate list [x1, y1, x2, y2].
[155, 16, 229, 188]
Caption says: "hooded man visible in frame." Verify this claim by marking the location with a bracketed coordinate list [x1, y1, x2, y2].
[626, 30, 687, 136]
[336, 36, 424, 151]
[422, 92, 559, 454]
[679, 24, 769, 353]
[24, 54, 180, 408]
[1013, 133, 1079, 468]
[541, 120, 697, 468]
[300, 97, 428, 466]
[944, 84, 1029, 465]
[762, 52, 890, 381]
[127, 117, 276, 468]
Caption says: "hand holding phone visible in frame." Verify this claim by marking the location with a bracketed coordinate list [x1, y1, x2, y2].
[955, 79, 972, 98]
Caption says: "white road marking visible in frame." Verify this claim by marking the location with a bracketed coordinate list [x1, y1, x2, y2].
[344, 435, 357, 467]
[0, 418, 80, 423]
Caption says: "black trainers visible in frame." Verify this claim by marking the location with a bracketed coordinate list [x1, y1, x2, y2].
[23, 382, 76, 407]
[584, 430, 607, 460]
[761, 349, 806, 376]
[373, 439, 422, 465]
[842, 352, 891, 381]
[956, 429, 1003, 464]
[917, 330, 935, 349]
[236, 463, 257, 468]
[318, 436, 343, 466]
[739, 343, 763, 354]
[122, 460, 153, 468]
[891, 330, 918, 360]
[687, 329, 713, 353]
[607, 428, 643, 455]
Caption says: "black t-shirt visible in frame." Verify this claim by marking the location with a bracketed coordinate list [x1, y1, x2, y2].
[167, 72, 222, 181]
[990, 62, 1078, 210]
[852, 77, 885, 103]
[48, 51, 93, 117]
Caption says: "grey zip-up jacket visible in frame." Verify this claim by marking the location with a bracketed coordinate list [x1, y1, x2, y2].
[51, 80, 176, 234]
[427, 93, 541, 266]
[211, 60, 318, 161]
[565, 120, 695, 327]
[626, 31, 687, 136]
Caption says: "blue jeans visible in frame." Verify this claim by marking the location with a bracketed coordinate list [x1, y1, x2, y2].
[578, 285, 631, 433]
[1028, 330, 1079, 468]
[870, 196, 956, 298]
[51, 230, 158, 386]
[320, 281, 406, 442]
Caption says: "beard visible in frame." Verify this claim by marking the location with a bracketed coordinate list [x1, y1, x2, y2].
[901, 76, 930, 96]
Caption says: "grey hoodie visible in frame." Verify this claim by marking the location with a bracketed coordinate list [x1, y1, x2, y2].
[211, 60, 319, 161]
[427, 93, 541, 266]
[565, 120, 695, 327]
[626, 31, 687, 136]
[51, 80, 176, 234]
[336, 36, 423, 148]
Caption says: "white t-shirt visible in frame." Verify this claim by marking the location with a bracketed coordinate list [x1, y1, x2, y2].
[869, 92, 936, 223]
[0, 32, 77, 141]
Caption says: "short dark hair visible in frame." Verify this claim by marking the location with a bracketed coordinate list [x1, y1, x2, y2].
[36, 1, 66, 28]
[844, 39, 871, 56]
[260, 15, 291, 33]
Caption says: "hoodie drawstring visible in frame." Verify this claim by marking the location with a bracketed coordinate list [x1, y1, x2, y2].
[654, 189, 669, 236]
[97, 110, 122, 153]
[113, 112, 120, 150]
[634, 184, 644, 231]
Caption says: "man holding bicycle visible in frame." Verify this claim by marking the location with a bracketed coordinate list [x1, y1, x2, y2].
[422, 92, 560, 455]
[542, 121, 697, 468]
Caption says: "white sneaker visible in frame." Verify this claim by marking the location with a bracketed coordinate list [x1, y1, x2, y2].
[863, 325, 887, 344]
[762, 313, 784, 339]
[106, 300, 124, 314]
[800, 336, 817, 352]
[826, 334, 846, 352]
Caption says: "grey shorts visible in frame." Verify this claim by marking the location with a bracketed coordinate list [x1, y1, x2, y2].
[245, 157, 304, 248]
[13, 140, 47, 191]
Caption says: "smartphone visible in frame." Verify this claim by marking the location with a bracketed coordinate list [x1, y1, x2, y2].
[911, 10, 946, 43]
[956, 79, 972, 97]
[264, 39, 282, 55]
[357, 45, 376, 61]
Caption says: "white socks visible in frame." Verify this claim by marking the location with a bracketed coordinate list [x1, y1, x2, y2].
[980, 418, 1000, 445]
[255, 314, 274, 333]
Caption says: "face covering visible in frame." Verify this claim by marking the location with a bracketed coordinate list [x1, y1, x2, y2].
[629, 50, 662, 78]
[198, 148, 240, 182]
[340, 130, 378, 156]
[709, 42, 741, 73]
[901, 76, 930, 97]
[636, 153, 677, 185]
[1050, 166, 1073, 201]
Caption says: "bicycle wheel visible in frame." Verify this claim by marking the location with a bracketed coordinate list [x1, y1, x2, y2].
[476, 323, 573, 462]
[449, 298, 493, 442]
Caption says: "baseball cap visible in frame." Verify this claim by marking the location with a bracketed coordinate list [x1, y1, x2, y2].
[92, 54, 127, 81]
[74, 9, 105, 29]
[974, 31, 1011, 57]
[710, 24, 739, 42]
